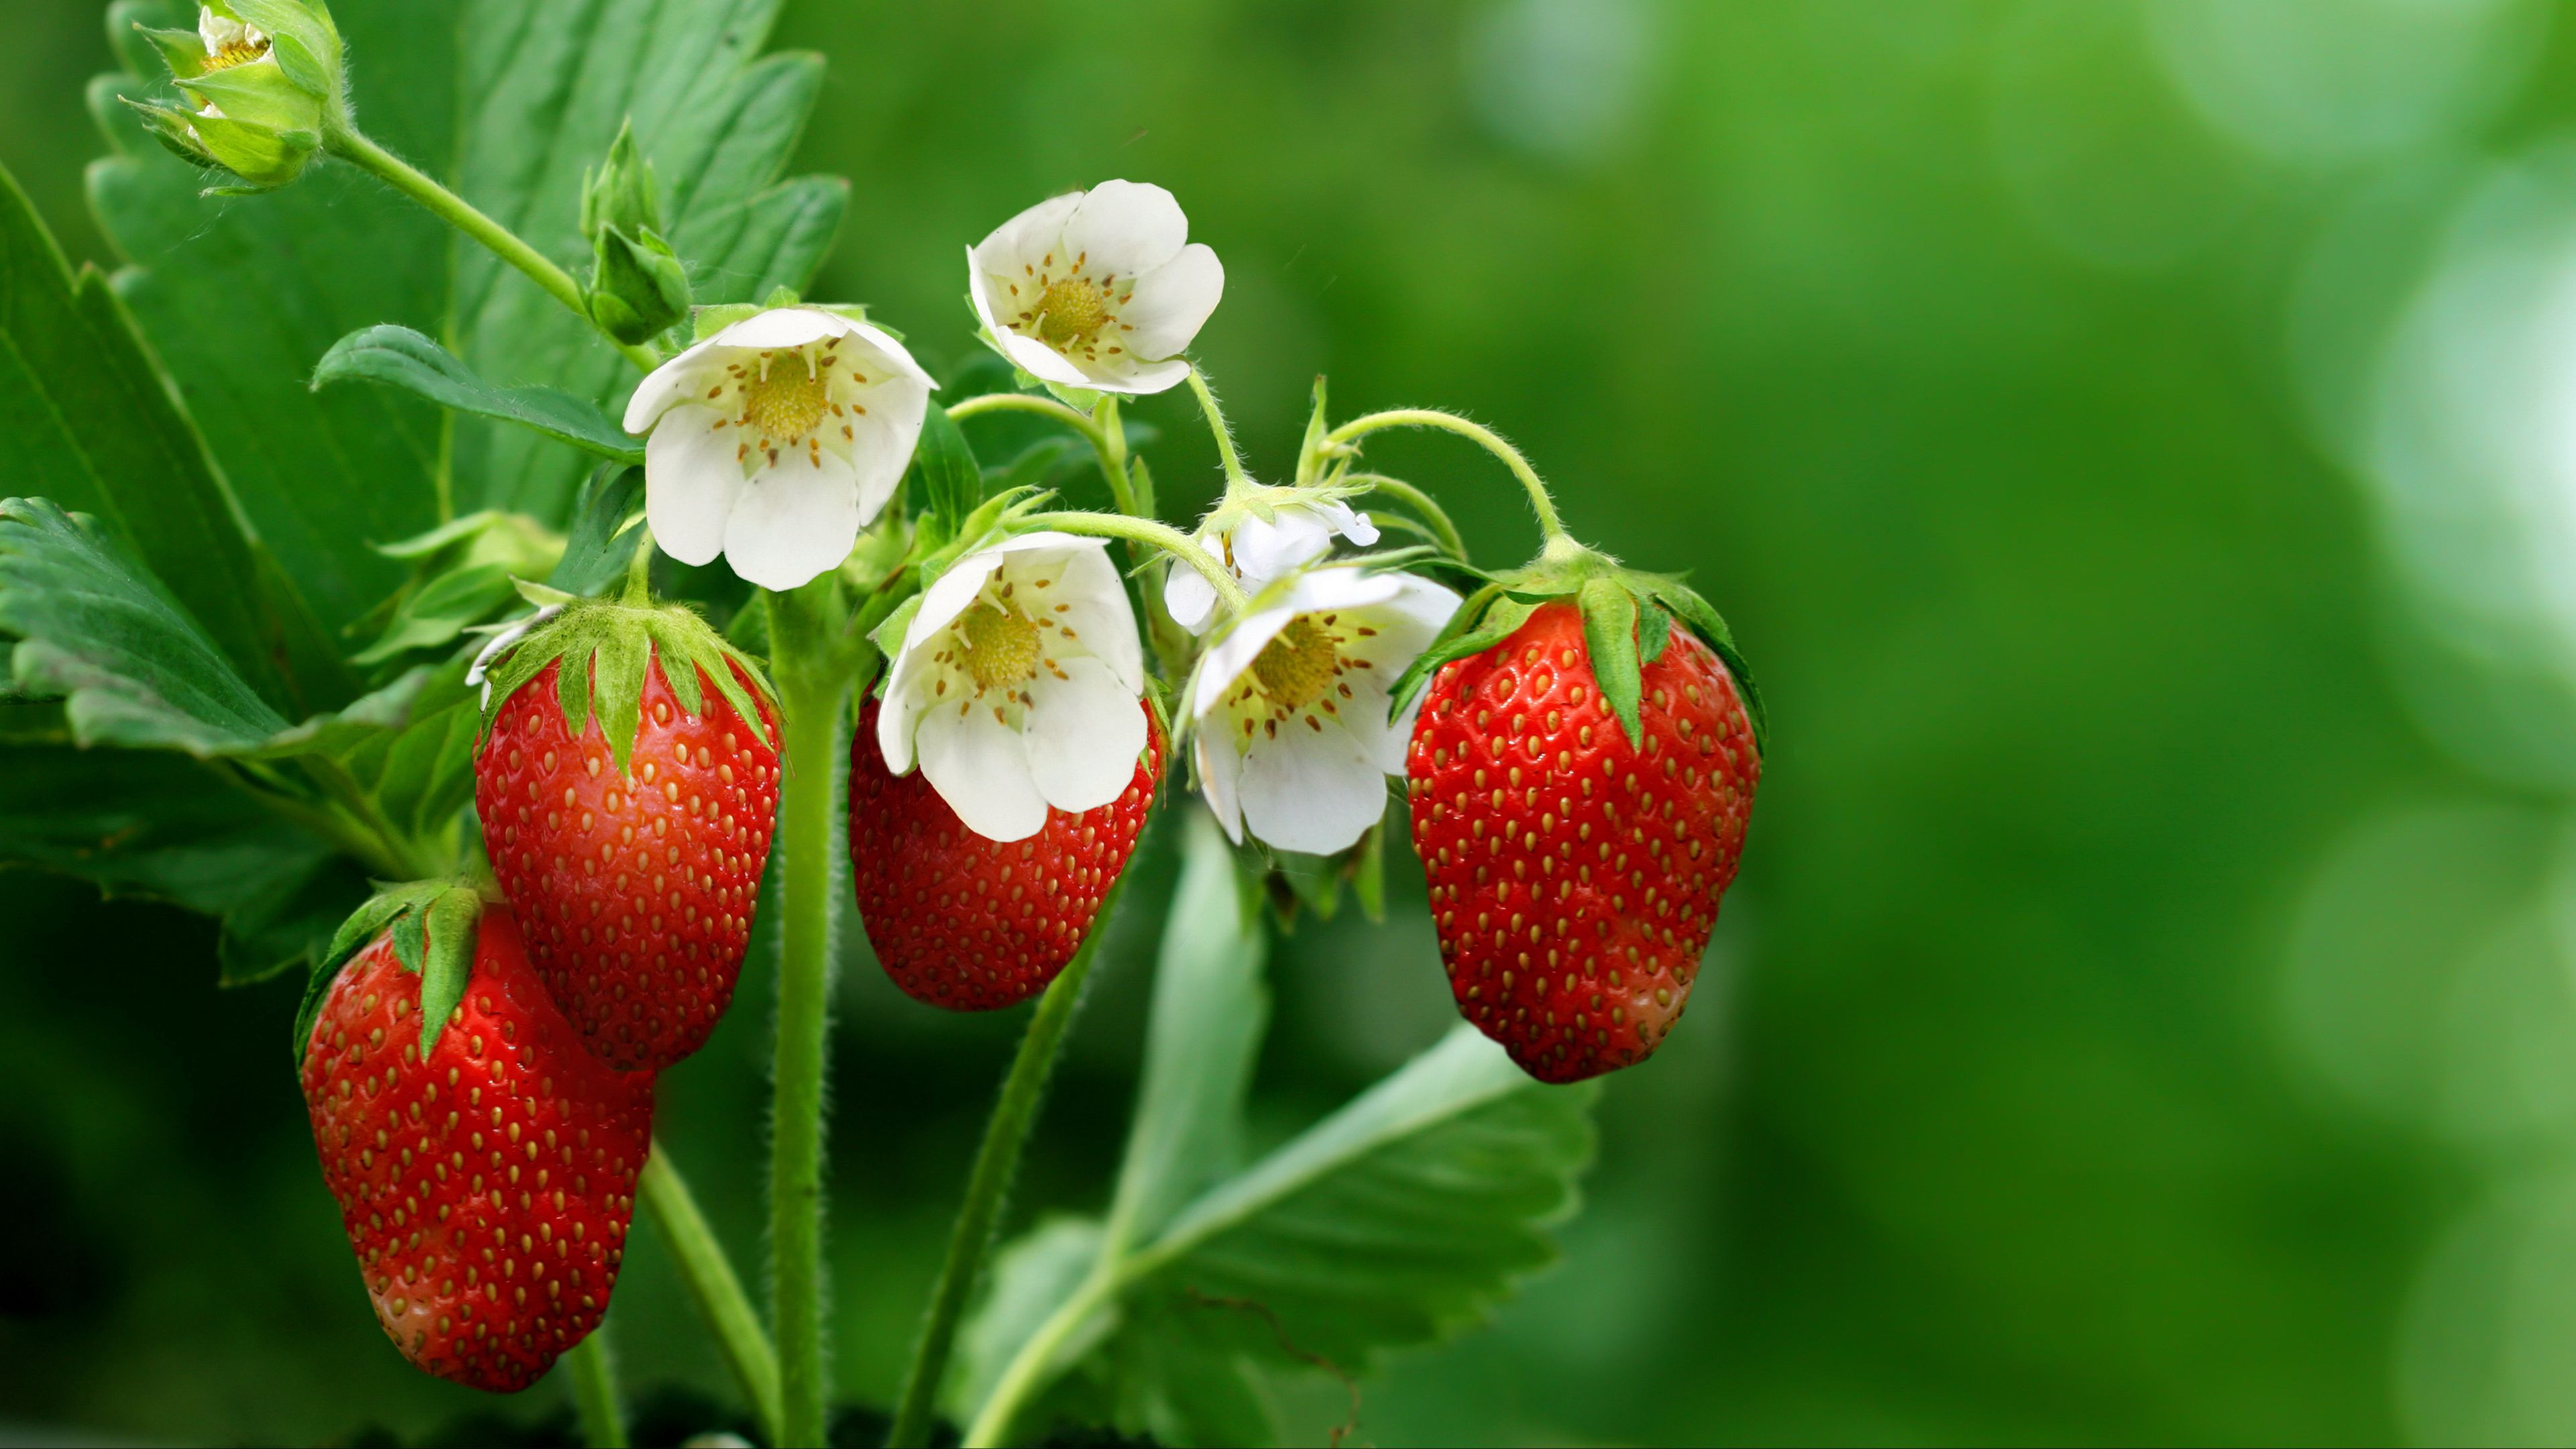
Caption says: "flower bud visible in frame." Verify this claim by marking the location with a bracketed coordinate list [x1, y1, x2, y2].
[125, 3, 345, 192]
[581, 122, 692, 345]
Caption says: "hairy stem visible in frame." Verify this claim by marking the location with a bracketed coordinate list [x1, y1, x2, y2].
[887, 903, 1119, 1448]
[564, 1330, 629, 1449]
[641, 1146, 784, 1444]
[766, 581, 852, 1448]
[328, 127, 662, 374]
[1348, 473, 1468, 560]
[1325, 409, 1569, 546]
[945, 391, 1142, 518]
[1017, 510, 1248, 612]
[963, 1264, 1122, 1449]
[1186, 366, 1253, 492]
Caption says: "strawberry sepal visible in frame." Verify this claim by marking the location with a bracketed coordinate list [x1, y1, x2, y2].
[476, 593, 780, 773]
[292, 878, 487, 1067]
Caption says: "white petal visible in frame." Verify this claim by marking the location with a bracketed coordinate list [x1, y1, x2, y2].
[877, 652, 935, 775]
[840, 379, 931, 526]
[1277, 566, 1404, 616]
[1080, 355, 1193, 397]
[623, 336, 730, 433]
[1121, 243, 1224, 361]
[1238, 719, 1386, 855]
[992, 323, 1097, 390]
[1191, 604, 1297, 720]
[1320, 500, 1380, 547]
[1049, 544, 1144, 692]
[839, 319, 938, 388]
[720, 451, 862, 592]
[1372, 574, 1464, 636]
[1164, 558, 1219, 633]
[905, 552, 1010, 653]
[1230, 508, 1334, 588]
[713, 307, 852, 351]
[973, 191, 1083, 276]
[916, 704, 1051, 843]
[1024, 657, 1145, 815]
[1063, 180, 1190, 281]
[643, 405, 743, 567]
[1195, 732, 1248, 844]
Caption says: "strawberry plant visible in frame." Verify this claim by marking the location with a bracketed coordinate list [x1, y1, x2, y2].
[0, 2, 1762, 1444]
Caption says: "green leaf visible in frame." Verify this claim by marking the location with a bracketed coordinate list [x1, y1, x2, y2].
[550, 468, 647, 596]
[89, 0, 459, 642]
[350, 561, 520, 665]
[1105, 810, 1271, 1253]
[450, 1, 845, 520]
[418, 886, 482, 1053]
[0, 155, 347, 715]
[1579, 578, 1644, 748]
[0, 498, 433, 760]
[909, 400, 985, 529]
[313, 325, 645, 465]
[959, 1026, 1597, 1446]
[0, 741, 358, 984]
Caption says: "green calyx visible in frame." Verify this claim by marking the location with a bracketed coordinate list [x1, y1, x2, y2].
[291, 877, 486, 1067]
[1389, 543, 1768, 759]
[478, 588, 780, 776]
[581, 120, 691, 345]
[129, 1, 347, 191]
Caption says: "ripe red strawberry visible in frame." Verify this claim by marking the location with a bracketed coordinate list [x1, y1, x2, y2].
[1407, 598, 1759, 1083]
[299, 906, 655, 1392]
[849, 699, 1163, 1010]
[474, 602, 781, 1072]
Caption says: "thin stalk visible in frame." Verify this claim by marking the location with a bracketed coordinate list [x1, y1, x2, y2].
[641, 1146, 784, 1444]
[564, 1331, 629, 1449]
[886, 904, 1118, 1448]
[1348, 473, 1468, 559]
[1185, 367, 1253, 492]
[328, 127, 662, 375]
[205, 759, 416, 881]
[946, 392, 1111, 453]
[963, 1264, 1120, 1448]
[765, 582, 851, 1449]
[1325, 409, 1570, 547]
[293, 755, 439, 879]
[1017, 511, 1248, 612]
[1091, 396, 1140, 519]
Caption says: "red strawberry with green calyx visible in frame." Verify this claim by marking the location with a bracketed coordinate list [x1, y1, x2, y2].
[849, 698, 1164, 1010]
[1399, 543, 1764, 1083]
[473, 590, 781, 1071]
[294, 885, 655, 1392]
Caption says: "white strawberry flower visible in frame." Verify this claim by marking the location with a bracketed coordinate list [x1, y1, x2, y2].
[879, 532, 1148, 843]
[1191, 568, 1460, 855]
[1163, 494, 1381, 634]
[623, 307, 933, 592]
[967, 180, 1224, 396]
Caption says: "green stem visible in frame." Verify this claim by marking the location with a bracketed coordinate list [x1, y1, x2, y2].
[1348, 473, 1468, 560]
[641, 1145, 784, 1445]
[327, 127, 662, 375]
[964, 1265, 1121, 1448]
[1185, 366, 1253, 492]
[293, 756, 440, 879]
[1018, 511, 1248, 612]
[887, 900, 1119, 1448]
[765, 581, 850, 1449]
[945, 392, 1142, 519]
[1325, 409, 1570, 547]
[564, 1330, 629, 1449]
[1092, 396, 1141, 519]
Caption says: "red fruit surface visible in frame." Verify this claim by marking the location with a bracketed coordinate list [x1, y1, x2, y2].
[1407, 599, 1759, 1083]
[849, 700, 1162, 1010]
[299, 908, 656, 1392]
[476, 654, 780, 1071]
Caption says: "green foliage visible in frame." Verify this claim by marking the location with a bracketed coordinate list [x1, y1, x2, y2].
[448, 0, 845, 520]
[954, 812, 1596, 1446]
[313, 325, 645, 466]
[908, 401, 985, 535]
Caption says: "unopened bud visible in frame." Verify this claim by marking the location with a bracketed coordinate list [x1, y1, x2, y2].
[582, 121, 692, 345]
[125, 3, 346, 192]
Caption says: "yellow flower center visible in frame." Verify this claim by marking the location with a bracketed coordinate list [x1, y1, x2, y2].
[743, 354, 833, 443]
[1034, 277, 1110, 347]
[959, 602, 1041, 692]
[1252, 616, 1341, 712]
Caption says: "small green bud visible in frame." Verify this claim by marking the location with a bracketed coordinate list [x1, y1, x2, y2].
[126, 3, 347, 193]
[582, 121, 692, 345]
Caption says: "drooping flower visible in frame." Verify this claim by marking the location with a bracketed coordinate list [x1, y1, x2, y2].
[878, 533, 1148, 843]
[623, 307, 933, 592]
[127, 3, 343, 191]
[1191, 568, 1460, 855]
[968, 180, 1224, 396]
[1163, 494, 1380, 634]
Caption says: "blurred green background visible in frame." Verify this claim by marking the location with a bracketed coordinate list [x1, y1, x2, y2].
[13, 0, 2576, 1443]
